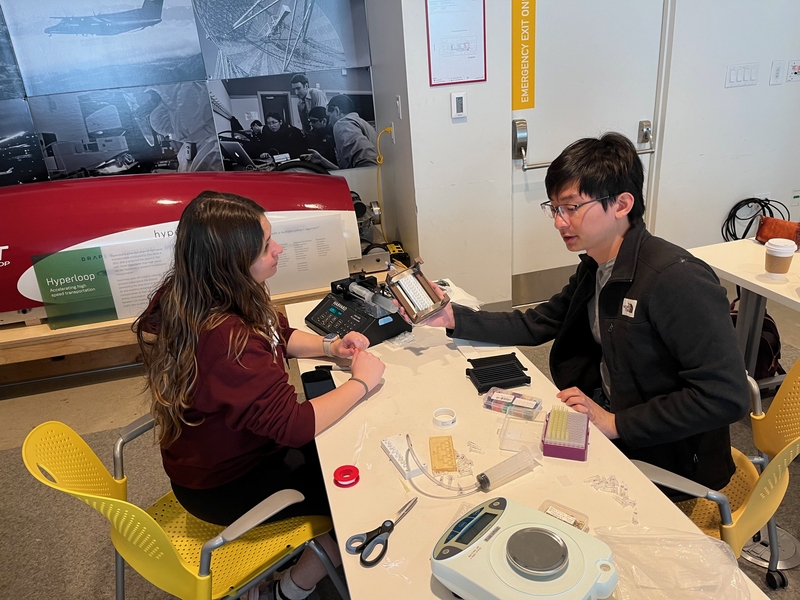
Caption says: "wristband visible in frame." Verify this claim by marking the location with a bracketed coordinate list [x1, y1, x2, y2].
[349, 377, 370, 397]
[322, 333, 339, 358]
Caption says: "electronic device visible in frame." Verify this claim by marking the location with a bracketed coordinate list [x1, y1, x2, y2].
[219, 140, 259, 170]
[431, 497, 617, 600]
[385, 259, 450, 324]
[300, 368, 337, 399]
[305, 274, 411, 346]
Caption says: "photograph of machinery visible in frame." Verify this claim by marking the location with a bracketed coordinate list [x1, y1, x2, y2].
[0, 0, 205, 96]
[28, 80, 222, 179]
[192, 0, 370, 80]
[0, 98, 48, 186]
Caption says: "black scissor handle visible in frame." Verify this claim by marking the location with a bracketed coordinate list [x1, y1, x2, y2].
[345, 520, 394, 567]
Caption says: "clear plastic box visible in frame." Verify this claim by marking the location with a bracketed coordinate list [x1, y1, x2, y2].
[498, 414, 541, 452]
[539, 499, 590, 532]
[483, 386, 542, 421]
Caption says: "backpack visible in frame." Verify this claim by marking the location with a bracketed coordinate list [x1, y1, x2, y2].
[730, 298, 785, 380]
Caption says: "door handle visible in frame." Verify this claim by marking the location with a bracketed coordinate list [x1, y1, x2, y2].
[512, 118, 655, 172]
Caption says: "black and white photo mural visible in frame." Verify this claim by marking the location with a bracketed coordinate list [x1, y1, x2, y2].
[0, 98, 48, 185]
[28, 81, 222, 179]
[193, 0, 370, 79]
[0, 0, 206, 96]
[0, 5, 24, 100]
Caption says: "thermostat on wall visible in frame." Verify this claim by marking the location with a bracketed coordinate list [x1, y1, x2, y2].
[451, 91, 467, 119]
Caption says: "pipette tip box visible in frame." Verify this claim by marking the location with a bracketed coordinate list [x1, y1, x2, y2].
[541, 407, 589, 461]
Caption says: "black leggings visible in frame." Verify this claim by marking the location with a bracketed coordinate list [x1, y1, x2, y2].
[171, 441, 332, 526]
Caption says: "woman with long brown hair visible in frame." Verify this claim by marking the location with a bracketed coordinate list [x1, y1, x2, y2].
[135, 190, 384, 600]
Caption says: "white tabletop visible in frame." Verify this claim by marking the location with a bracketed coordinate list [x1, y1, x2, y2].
[285, 301, 766, 599]
[690, 238, 800, 311]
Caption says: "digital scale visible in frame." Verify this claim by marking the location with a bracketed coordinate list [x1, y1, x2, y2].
[431, 498, 617, 600]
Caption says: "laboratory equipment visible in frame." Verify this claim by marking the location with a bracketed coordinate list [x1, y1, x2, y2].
[346, 497, 418, 567]
[384, 259, 449, 324]
[431, 497, 617, 600]
[542, 406, 590, 461]
[466, 353, 531, 394]
[305, 274, 411, 345]
[382, 434, 428, 479]
[484, 387, 542, 420]
[405, 434, 540, 497]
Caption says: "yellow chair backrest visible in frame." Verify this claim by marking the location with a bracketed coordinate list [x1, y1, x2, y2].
[752, 359, 800, 457]
[22, 421, 127, 500]
[22, 421, 211, 599]
[722, 436, 800, 557]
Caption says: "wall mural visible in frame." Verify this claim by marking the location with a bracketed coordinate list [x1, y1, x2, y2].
[0, 6, 24, 100]
[28, 81, 221, 179]
[0, 0, 374, 187]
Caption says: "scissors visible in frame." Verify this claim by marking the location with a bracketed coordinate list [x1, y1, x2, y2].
[345, 497, 418, 567]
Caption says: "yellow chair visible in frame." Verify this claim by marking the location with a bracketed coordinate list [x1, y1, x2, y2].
[22, 420, 350, 600]
[633, 436, 800, 590]
[751, 361, 800, 459]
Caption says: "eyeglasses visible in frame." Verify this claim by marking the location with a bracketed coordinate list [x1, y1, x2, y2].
[540, 196, 611, 220]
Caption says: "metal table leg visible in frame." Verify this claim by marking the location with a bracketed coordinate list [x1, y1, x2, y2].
[736, 288, 767, 378]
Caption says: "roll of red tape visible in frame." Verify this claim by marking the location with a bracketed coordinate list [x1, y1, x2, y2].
[333, 464, 360, 488]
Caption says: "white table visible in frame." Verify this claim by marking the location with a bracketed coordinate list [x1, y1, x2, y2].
[690, 238, 800, 380]
[285, 300, 767, 599]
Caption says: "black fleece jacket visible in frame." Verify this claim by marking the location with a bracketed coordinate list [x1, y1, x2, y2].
[450, 223, 749, 498]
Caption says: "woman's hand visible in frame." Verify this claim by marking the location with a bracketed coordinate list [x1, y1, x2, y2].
[331, 331, 370, 358]
[556, 387, 618, 439]
[349, 348, 385, 392]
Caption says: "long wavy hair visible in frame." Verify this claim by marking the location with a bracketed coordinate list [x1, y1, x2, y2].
[134, 191, 282, 447]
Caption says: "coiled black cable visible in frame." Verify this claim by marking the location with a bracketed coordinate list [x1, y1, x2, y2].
[721, 197, 790, 242]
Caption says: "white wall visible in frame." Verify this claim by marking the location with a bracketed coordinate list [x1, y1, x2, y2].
[366, 0, 513, 304]
[653, 1, 800, 249]
[364, 0, 800, 304]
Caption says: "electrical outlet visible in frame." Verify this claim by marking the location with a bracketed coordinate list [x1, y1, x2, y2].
[788, 60, 800, 82]
[395, 95, 403, 119]
[792, 190, 800, 208]
[390, 122, 395, 144]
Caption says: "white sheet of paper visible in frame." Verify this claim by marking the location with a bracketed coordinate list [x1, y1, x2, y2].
[267, 213, 349, 295]
[103, 238, 175, 319]
[427, 0, 486, 85]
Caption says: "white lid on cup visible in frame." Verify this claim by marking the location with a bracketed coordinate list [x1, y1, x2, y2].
[765, 238, 798, 257]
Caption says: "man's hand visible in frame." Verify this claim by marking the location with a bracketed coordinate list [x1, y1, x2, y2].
[301, 149, 323, 164]
[394, 280, 455, 329]
[331, 331, 370, 358]
[556, 387, 618, 439]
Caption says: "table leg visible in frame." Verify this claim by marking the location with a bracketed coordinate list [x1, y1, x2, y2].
[736, 289, 767, 378]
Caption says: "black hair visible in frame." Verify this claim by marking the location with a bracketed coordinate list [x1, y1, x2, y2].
[265, 112, 282, 123]
[327, 94, 354, 115]
[545, 132, 645, 225]
[290, 73, 309, 86]
[308, 106, 327, 121]
[250, 119, 262, 127]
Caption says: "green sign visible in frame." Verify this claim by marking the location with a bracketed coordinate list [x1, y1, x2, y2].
[32, 247, 118, 329]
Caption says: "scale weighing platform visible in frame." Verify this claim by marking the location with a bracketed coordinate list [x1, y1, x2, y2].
[431, 497, 617, 600]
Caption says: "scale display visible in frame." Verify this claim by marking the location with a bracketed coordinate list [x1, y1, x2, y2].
[431, 497, 617, 600]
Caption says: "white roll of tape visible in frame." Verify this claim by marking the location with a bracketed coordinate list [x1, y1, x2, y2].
[433, 407, 457, 428]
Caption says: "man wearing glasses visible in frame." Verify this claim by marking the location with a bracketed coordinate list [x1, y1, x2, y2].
[425, 132, 749, 500]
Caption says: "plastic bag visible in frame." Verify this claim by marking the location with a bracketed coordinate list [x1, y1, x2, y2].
[593, 526, 751, 600]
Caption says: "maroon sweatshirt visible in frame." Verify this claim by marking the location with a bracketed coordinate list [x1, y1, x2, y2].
[161, 313, 315, 489]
